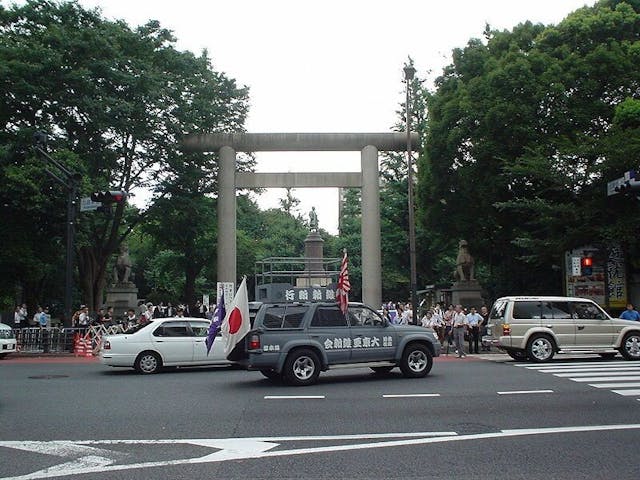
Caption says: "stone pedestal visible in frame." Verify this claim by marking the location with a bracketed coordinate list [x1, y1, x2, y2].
[298, 231, 330, 287]
[450, 281, 484, 309]
[104, 283, 139, 320]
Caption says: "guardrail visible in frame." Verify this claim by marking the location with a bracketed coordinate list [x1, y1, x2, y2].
[12, 325, 127, 354]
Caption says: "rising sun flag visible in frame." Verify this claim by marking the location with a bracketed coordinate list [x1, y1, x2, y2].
[336, 249, 350, 315]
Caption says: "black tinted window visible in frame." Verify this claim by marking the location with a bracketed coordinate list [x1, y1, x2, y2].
[512, 302, 554, 319]
[153, 321, 190, 337]
[262, 306, 307, 329]
[310, 307, 348, 327]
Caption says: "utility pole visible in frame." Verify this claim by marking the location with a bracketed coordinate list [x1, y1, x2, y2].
[33, 132, 81, 325]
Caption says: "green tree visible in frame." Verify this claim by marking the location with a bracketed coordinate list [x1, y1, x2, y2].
[0, 1, 248, 311]
[418, 0, 640, 300]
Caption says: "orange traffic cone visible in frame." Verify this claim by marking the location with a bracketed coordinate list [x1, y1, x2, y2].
[83, 338, 93, 357]
[74, 335, 84, 357]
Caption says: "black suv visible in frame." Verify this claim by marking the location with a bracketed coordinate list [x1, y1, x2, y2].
[232, 302, 441, 386]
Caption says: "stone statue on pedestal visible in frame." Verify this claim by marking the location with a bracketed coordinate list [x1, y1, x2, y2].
[113, 243, 133, 286]
[451, 239, 483, 308]
[454, 239, 475, 282]
[309, 206, 319, 232]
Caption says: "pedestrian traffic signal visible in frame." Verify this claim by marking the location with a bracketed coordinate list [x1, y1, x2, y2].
[90, 191, 127, 203]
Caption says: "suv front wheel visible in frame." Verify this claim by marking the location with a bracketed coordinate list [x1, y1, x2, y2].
[283, 348, 321, 386]
[620, 332, 640, 360]
[400, 343, 433, 378]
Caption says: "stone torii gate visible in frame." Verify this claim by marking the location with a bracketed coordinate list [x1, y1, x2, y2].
[182, 132, 417, 307]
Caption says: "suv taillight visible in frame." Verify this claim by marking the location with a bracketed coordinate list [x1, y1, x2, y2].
[502, 324, 511, 335]
[249, 334, 261, 350]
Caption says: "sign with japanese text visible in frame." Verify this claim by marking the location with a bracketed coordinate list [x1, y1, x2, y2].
[607, 244, 627, 308]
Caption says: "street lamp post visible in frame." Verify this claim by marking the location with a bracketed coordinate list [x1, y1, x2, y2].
[404, 64, 418, 325]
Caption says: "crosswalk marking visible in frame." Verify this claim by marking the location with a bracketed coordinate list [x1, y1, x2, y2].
[513, 360, 640, 401]
[611, 389, 640, 396]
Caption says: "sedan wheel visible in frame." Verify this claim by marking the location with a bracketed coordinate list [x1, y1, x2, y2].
[620, 332, 640, 361]
[135, 352, 161, 374]
[527, 335, 555, 363]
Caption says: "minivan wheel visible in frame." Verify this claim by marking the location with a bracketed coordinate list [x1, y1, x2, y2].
[527, 335, 555, 363]
[400, 343, 433, 378]
[284, 349, 320, 386]
[620, 332, 640, 361]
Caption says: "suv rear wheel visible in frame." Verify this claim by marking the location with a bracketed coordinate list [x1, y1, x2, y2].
[620, 332, 640, 360]
[283, 348, 321, 386]
[527, 335, 555, 363]
[400, 343, 432, 378]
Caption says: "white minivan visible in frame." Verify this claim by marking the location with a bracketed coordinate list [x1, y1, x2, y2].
[488, 296, 640, 362]
[0, 322, 17, 358]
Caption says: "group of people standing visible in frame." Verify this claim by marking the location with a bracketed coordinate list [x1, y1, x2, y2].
[420, 303, 491, 358]
[13, 304, 51, 329]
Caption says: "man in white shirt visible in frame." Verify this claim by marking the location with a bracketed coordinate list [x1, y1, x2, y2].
[451, 305, 469, 358]
[466, 307, 483, 354]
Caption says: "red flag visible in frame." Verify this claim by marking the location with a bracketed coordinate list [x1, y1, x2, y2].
[336, 249, 350, 314]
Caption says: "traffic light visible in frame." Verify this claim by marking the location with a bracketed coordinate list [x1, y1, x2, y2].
[581, 256, 593, 276]
[90, 191, 127, 203]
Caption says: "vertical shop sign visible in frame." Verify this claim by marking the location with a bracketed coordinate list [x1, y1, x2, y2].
[607, 244, 627, 308]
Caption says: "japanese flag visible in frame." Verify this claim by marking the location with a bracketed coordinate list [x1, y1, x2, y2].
[221, 276, 250, 356]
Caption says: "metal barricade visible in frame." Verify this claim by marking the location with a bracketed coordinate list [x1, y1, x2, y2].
[12, 325, 126, 354]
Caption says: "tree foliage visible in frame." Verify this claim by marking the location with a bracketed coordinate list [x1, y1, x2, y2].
[0, 0, 249, 312]
[418, 0, 640, 300]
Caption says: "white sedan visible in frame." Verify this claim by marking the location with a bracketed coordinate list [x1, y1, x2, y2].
[100, 317, 229, 374]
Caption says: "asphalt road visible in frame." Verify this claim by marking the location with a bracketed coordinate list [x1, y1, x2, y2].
[2, 354, 640, 479]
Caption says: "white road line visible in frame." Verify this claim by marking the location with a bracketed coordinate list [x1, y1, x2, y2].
[382, 393, 441, 398]
[554, 371, 640, 378]
[528, 366, 640, 373]
[517, 361, 630, 368]
[3, 425, 640, 480]
[569, 376, 640, 382]
[264, 395, 325, 400]
[589, 382, 640, 388]
[497, 390, 554, 395]
[611, 389, 640, 396]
